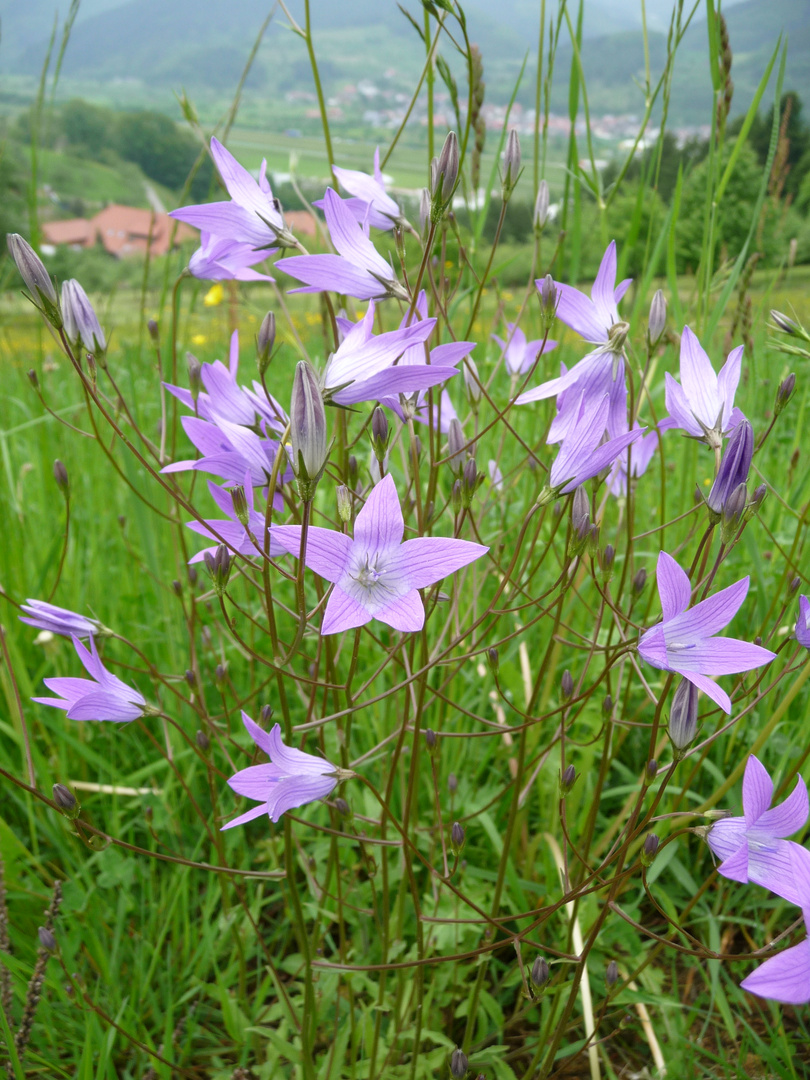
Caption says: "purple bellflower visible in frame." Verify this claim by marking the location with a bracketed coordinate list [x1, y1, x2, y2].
[516, 241, 630, 409]
[20, 600, 105, 639]
[188, 232, 274, 282]
[320, 299, 456, 406]
[547, 357, 628, 444]
[740, 844, 810, 1004]
[706, 418, 754, 515]
[541, 392, 643, 498]
[273, 473, 488, 634]
[665, 326, 744, 447]
[33, 635, 147, 722]
[314, 148, 403, 231]
[222, 712, 350, 829]
[281, 187, 408, 301]
[492, 323, 557, 376]
[706, 755, 810, 905]
[796, 595, 810, 649]
[186, 477, 286, 564]
[638, 552, 775, 713]
[170, 138, 291, 251]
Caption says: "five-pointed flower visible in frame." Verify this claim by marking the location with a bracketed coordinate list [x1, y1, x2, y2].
[20, 599, 105, 639]
[706, 755, 810, 905]
[170, 137, 290, 250]
[222, 712, 349, 829]
[665, 326, 744, 446]
[314, 148, 404, 231]
[740, 843, 810, 1004]
[795, 595, 810, 650]
[272, 473, 488, 634]
[638, 552, 775, 713]
[32, 635, 147, 722]
[281, 187, 408, 301]
[492, 322, 557, 376]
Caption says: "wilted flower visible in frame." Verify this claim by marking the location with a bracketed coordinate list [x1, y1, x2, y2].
[33, 635, 147, 722]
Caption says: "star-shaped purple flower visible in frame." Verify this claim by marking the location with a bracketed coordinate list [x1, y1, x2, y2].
[188, 231, 274, 282]
[281, 187, 408, 301]
[273, 473, 488, 634]
[638, 552, 775, 713]
[222, 712, 347, 829]
[492, 322, 557, 376]
[544, 391, 643, 496]
[170, 137, 288, 250]
[796, 595, 810, 649]
[665, 326, 745, 446]
[741, 843, 810, 1004]
[707, 755, 810, 905]
[314, 148, 403, 231]
[20, 600, 104, 639]
[32, 635, 147, 722]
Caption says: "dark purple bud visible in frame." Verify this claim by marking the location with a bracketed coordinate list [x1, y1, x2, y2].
[789, 576, 801, 596]
[38, 926, 57, 952]
[533, 180, 549, 230]
[669, 677, 699, 754]
[633, 568, 647, 596]
[447, 419, 465, 473]
[641, 833, 659, 867]
[450, 1048, 469, 1079]
[648, 290, 666, 346]
[337, 484, 351, 522]
[602, 694, 613, 718]
[62, 279, 106, 355]
[7, 233, 61, 326]
[721, 481, 747, 542]
[646, 759, 658, 781]
[606, 960, 619, 987]
[335, 797, 351, 817]
[601, 544, 615, 581]
[561, 670, 574, 701]
[27, 369, 39, 390]
[53, 459, 69, 494]
[412, 434, 422, 462]
[290, 361, 328, 500]
[188, 566, 198, 587]
[260, 705, 274, 726]
[172, 580, 182, 597]
[754, 635, 762, 648]
[560, 764, 577, 796]
[749, 483, 767, 514]
[230, 485, 249, 529]
[770, 310, 799, 335]
[257, 311, 275, 374]
[448, 773, 458, 794]
[571, 486, 590, 537]
[531, 956, 550, 989]
[215, 663, 227, 688]
[502, 129, 521, 197]
[451, 821, 465, 855]
[425, 728, 438, 752]
[707, 419, 754, 516]
[184, 669, 196, 687]
[462, 459, 478, 509]
[187, 352, 202, 404]
[348, 454, 358, 484]
[203, 544, 231, 596]
[432, 131, 459, 208]
[147, 318, 159, 343]
[775, 373, 796, 415]
[196, 730, 210, 751]
[52, 783, 80, 819]
[487, 647, 499, 677]
[371, 407, 389, 460]
[538, 274, 559, 330]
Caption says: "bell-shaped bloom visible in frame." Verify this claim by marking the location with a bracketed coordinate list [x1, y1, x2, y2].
[186, 477, 286, 564]
[170, 138, 287, 250]
[32, 635, 146, 722]
[20, 600, 104, 639]
[516, 241, 630, 408]
[707, 755, 810, 905]
[492, 323, 557, 376]
[281, 188, 408, 301]
[796, 596, 810, 649]
[314, 148, 403, 231]
[638, 552, 776, 713]
[222, 712, 346, 829]
[741, 844, 810, 1004]
[273, 473, 488, 634]
[188, 232, 274, 282]
[665, 326, 744, 445]
[322, 299, 456, 406]
[545, 392, 643, 495]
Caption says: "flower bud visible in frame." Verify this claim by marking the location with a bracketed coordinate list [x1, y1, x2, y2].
[348, 455, 358, 485]
[707, 419, 753, 518]
[668, 677, 699, 755]
[537, 274, 559, 330]
[501, 129, 521, 198]
[27, 369, 39, 391]
[560, 764, 577, 796]
[184, 669, 196, 686]
[431, 131, 459, 214]
[447, 419, 465, 474]
[61, 279, 106, 357]
[487, 647, 499, 677]
[260, 704, 274, 725]
[605, 960, 619, 988]
[214, 663, 227, 689]
[641, 833, 659, 867]
[424, 728, 438, 753]
[187, 352, 202, 405]
[230, 485, 250, 529]
[451, 821, 465, 855]
[335, 797, 351, 817]
[196, 730, 210, 751]
[38, 927, 57, 952]
[450, 1048, 469, 1079]
[337, 484, 352, 522]
[721, 481, 747, 543]
[789, 576, 801, 596]
[770, 310, 799, 335]
[775, 373, 796, 415]
[257, 311, 276, 374]
[419, 187, 431, 238]
[646, 759, 658, 781]
[451, 479, 463, 516]
[147, 318, 159, 343]
[370, 406, 390, 461]
[290, 360, 329, 501]
[561, 670, 574, 701]
[534, 180, 549, 231]
[749, 483, 767, 515]
[602, 694, 613, 718]
[531, 956, 550, 989]
[462, 458, 478, 509]
[204, 544, 231, 597]
[53, 783, 80, 819]
[648, 289, 666, 347]
[7, 233, 61, 326]
[632, 568, 647, 596]
[463, 357, 482, 408]
[53, 459, 69, 495]
[601, 543, 615, 582]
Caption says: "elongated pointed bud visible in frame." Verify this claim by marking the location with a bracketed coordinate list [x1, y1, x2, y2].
[707, 419, 753, 517]
[641, 833, 659, 867]
[561, 670, 574, 701]
[424, 728, 438, 754]
[648, 289, 666, 347]
[147, 318, 160, 343]
[463, 357, 482, 409]
[487, 647, 499, 677]
[462, 458, 478, 509]
[606, 960, 619, 987]
[451, 478, 463, 516]
[531, 956, 550, 989]
[601, 543, 615, 582]
[775, 373, 796, 415]
[370, 406, 390, 462]
[633, 567, 647, 596]
[560, 764, 577, 796]
[770, 310, 799, 335]
[537, 274, 559, 331]
[447, 418, 465, 474]
[187, 352, 202, 404]
[53, 459, 69, 495]
[38, 927, 57, 952]
[290, 361, 328, 501]
[450, 1048, 469, 1078]
[204, 544, 231, 597]
[337, 484, 352, 522]
[646, 759, 658, 781]
[430, 131, 459, 220]
[668, 677, 699, 755]
[257, 311, 276, 374]
[419, 187, 431, 238]
[230, 485, 249, 529]
[7, 233, 61, 327]
[721, 481, 747, 543]
[53, 783, 80, 819]
[501, 129, 521, 198]
[451, 821, 465, 856]
[534, 180, 549, 231]
[62, 279, 106, 357]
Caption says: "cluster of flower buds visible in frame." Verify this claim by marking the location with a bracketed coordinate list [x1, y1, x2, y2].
[204, 544, 232, 597]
